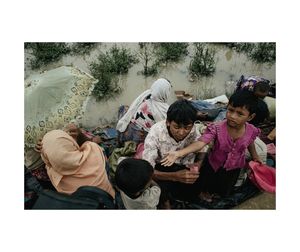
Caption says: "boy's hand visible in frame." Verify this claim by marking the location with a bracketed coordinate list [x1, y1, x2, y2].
[161, 151, 180, 166]
[174, 169, 199, 184]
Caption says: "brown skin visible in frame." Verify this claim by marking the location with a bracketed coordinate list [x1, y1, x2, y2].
[161, 104, 262, 166]
[166, 121, 194, 142]
[34, 123, 96, 153]
[153, 120, 202, 184]
[226, 104, 262, 163]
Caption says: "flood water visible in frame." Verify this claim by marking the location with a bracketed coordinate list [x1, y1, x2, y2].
[24, 43, 276, 128]
[24, 43, 276, 209]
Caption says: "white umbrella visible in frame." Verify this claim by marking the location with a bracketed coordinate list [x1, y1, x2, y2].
[24, 66, 97, 147]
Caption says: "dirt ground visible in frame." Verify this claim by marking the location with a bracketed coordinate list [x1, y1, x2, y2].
[234, 192, 275, 209]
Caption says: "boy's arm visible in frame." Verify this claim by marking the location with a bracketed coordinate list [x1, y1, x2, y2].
[194, 151, 207, 170]
[248, 142, 262, 164]
[160, 141, 207, 166]
[153, 169, 199, 184]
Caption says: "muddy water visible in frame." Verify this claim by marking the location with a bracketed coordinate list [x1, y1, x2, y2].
[24, 43, 276, 209]
[24, 43, 275, 128]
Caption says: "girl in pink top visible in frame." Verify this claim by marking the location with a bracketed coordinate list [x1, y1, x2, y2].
[161, 91, 262, 201]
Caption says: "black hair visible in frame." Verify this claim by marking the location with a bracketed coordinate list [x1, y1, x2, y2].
[115, 158, 153, 198]
[254, 81, 270, 93]
[167, 99, 197, 126]
[228, 90, 259, 115]
[249, 98, 270, 126]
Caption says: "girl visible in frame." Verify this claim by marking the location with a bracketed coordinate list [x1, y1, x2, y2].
[161, 91, 262, 201]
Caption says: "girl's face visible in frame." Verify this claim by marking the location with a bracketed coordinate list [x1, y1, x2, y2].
[226, 104, 255, 129]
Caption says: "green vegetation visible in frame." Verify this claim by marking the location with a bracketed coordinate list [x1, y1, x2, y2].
[137, 43, 158, 76]
[154, 42, 189, 64]
[189, 43, 216, 77]
[225, 42, 276, 64]
[25, 42, 71, 69]
[137, 42, 189, 77]
[250, 43, 276, 64]
[89, 45, 138, 101]
[70, 42, 98, 55]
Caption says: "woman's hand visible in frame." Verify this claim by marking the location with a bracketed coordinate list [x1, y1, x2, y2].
[160, 151, 180, 166]
[34, 138, 43, 153]
[64, 123, 80, 141]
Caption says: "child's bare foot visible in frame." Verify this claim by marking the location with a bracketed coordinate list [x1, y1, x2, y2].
[199, 192, 213, 202]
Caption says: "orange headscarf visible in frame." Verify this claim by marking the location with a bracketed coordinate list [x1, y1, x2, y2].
[41, 130, 115, 198]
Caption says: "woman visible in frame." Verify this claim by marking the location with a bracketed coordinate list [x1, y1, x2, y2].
[116, 78, 171, 145]
[40, 129, 115, 198]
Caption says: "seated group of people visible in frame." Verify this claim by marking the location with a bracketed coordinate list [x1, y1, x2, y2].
[26, 75, 275, 209]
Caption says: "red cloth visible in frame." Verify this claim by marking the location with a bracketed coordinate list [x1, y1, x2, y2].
[248, 161, 276, 193]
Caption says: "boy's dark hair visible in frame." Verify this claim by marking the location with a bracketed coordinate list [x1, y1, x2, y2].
[254, 81, 270, 93]
[249, 98, 270, 126]
[228, 90, 259, 115]
[115, 158, 153, 198]
[167, 99, 197, 126]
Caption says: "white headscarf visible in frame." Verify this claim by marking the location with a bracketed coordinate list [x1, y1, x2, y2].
[116, 78, 171, 132]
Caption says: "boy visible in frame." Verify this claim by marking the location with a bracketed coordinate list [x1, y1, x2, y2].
[142, 99, 206, 206]
[115, 158, 161, 209]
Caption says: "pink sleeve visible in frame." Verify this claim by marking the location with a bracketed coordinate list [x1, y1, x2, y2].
[198, 123, 217, 144]
[249, 125, 261, 143]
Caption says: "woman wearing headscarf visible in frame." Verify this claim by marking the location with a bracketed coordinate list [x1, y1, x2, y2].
[116, 78, 172, 145]
[40, 129, 115, 198]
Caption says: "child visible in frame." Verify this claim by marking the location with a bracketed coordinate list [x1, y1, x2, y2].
[161, 91, 262, 201]
[115, 158, 161, 209]
[142, 99, 207, 205]
[236, 75, 271, 99]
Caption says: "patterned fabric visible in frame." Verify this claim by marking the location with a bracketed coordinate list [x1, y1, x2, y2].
[25, 66, 97, 148]
[236, 75, 270, 92]
[199, 120, 260, 171]
[131, 97, 156, 132]
[24, 146, 46, 171]
[118, 122, 147, 145]
[143, 120, 200, 168]
[30, 165, 49, 181]
[116, 78, 171, 133]
[120, 186, 161, 209]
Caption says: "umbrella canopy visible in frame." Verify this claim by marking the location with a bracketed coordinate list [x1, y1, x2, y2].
[24, 66, 97, 147]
